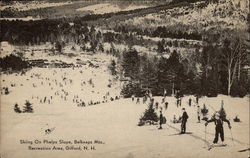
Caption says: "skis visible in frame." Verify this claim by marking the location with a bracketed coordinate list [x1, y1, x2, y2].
[208, 144, 227, 151]
[238, 148, 250, 152]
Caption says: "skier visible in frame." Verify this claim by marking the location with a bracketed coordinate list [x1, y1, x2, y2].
[136, 97, 140, 104]
[195, 94, 199, 104]
[165, 102, 168, 110]
[188, 98, 192, 107]
[181, 108, 189, 134]
[162, 97, 165, 104]
[155, 102, 159, 109]
[197, 105, 201, 123]
[159, 111, 163, 129]
[205, 112, 231, 145]
[132, 95, 135, 102]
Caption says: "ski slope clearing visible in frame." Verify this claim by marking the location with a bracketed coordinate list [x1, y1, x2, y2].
[76, 3, 148, 14]
[1, 81, 249, 158]
[0, 44, 249, 158]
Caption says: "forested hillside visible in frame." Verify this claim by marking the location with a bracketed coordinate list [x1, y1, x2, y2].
[1, 0, 249, 97]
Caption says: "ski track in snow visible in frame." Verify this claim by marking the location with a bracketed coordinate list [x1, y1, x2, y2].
[167, 123, 211, 147]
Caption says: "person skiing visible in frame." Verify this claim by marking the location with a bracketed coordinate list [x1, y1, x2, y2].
[132, 94, 135, 102]
[197, 105, 201, 123]
[195, 94, 199, 104]
[165, 102, 168, 110]
[159, 111, 163, 129]
[205, 112, 231, 145]
[181, 108, 189, 134]
[136, 97, 140, 104]
[188, 98, 192, 107]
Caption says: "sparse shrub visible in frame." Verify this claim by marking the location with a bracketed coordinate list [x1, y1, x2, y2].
[5, 87, 9, 95]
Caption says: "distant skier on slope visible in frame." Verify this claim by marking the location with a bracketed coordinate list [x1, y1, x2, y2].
[197, 105, 201, 123]
[205, 112, 232, 145]
[181, 108, 189, 134]
[188, 98, 192, 107]
[159, 111, 163, 130]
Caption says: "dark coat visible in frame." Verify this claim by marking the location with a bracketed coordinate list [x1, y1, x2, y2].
[159, 113, 163, 124]
[182, 111, 189, 122]
[207, 117, 230, 129]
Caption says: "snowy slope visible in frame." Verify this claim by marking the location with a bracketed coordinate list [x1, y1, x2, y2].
[1, 76, 249, 158]
[0, 44, 249, 158]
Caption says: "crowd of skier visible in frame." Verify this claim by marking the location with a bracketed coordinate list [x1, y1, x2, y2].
[132, 90, 235, 148]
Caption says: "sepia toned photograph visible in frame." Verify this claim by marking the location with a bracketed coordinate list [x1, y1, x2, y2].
[0, 0, 249, 158]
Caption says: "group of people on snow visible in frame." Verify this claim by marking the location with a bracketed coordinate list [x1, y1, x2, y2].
[132, 92, 233, 145]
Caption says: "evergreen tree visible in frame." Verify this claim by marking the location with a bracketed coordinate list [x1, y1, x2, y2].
[139, 101, 158, 126]
[23, 100, 34, 113]
[121, 49, 140, 80]
[218, 101, 226, 119]
[14, 103, 22, 113]
[108, 60, 117, 76]
[157, 39, 165, 53]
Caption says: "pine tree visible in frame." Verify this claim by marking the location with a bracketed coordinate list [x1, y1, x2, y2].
[139, 101, 158, 126]
[109, 60, 117, 76]
[14, 103, 22, 113]
[201, 104, 208, 117]
[23, 100, 34, 113]
[219, 102, 226, 119]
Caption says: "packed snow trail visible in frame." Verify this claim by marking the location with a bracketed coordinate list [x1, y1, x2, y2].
[1, 95, 249, 158]
[166, 123, 211, 147]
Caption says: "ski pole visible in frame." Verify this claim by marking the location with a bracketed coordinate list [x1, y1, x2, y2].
[204, 125, 207, 147]
[229, 128, 235, 146]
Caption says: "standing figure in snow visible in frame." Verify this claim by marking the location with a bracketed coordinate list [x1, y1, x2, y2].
[155, 102, 159, 109]
[197, 105, 201, 123]
[205, 112, 231, 145]
[162, 97, 165, 104]
[132, 95, 135, 102]
[181, 108, 189, 134]
[136, 98, 140, 104]
[159, 111, 163, 129]
[195, 94, 199, 104]
[165, 102, 168, 110]
[188, 98, 192, 107]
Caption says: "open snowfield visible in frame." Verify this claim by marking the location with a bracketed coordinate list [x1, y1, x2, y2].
[0, 1, 72, 11]
[76, 3, 148, 14]
[1, 91, 249, 158]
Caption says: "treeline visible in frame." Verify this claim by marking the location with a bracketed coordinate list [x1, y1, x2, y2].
[120, 33, 249, 98]
[0, 54, 30, 71]
[0, 19, 156, 51]
[0, 7, 49, 18]
[0, 19, 102, 47]
[114, 25, 202, 41]
[169, 0, 218, 5]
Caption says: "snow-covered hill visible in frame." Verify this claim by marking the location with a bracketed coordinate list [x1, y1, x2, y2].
[0, 44, 249, 158]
